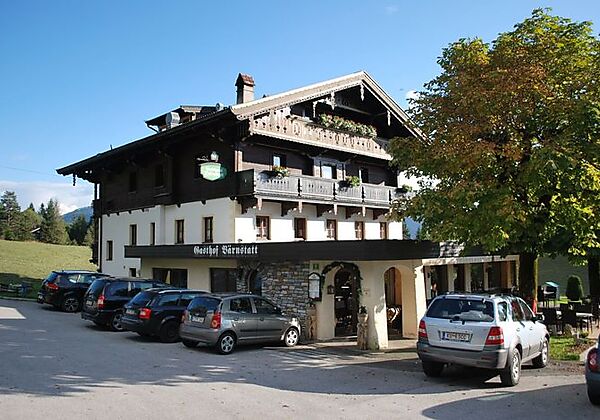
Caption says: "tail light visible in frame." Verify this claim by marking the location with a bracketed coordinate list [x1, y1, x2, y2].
[485, 326, 504, 346]
[97, 295, 105, 309]
[418, 320, 428, 340]
[47, 283, 59, 291]
[182, 310, 188, 323]
[139, 308, 152, 320]
[210, 311, 222, 329]
[588, 350, 599, 373]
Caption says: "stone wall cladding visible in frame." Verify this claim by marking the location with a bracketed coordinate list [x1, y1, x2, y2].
[260, 261, 311, 338]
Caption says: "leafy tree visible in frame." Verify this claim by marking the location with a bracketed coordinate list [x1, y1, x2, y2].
[67, 214, 90, 245]
[15, 205, 42, 241]
[0, 191, 22, 240]
[83, 222, 95, 247]
[390, 9, 600, 308]
[39, 198, 69, 244]
[565, 275, 584, 302]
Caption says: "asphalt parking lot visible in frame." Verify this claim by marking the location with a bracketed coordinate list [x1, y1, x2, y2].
[0, 300, 598, 419]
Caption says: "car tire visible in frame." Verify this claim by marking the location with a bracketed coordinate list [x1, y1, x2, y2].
[182, 339, 198, 348]
[532, 338, 549, 368]
[588, 387, 600, 405]
[110, 311, 124, 332]
[284, 327, 300, 347]
[159, 321, 180, 343]
[500, 348, 521, 386]
[216, 332, 236, 355]
[61, 296, 80, 313]
[422, 361, 444, 377]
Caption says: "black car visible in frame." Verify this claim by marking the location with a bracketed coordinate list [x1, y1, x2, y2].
[81, 277, 168, 331]
[38, 270, 110, 312]
[121, 289, 207, 342]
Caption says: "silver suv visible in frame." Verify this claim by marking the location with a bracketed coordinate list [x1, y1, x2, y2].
[179, 293, 301, 354]
[417, 293, 549, 386]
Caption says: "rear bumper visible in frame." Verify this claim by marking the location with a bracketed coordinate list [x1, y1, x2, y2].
[179, 323, 220, 346]
[81, 310, 113, 325]
[121, 317, 152, 335]
[418, 341, 508, 369]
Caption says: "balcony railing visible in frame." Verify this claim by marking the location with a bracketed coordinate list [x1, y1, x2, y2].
[237, 169, 400, 208]
[249, 115, 391, 160]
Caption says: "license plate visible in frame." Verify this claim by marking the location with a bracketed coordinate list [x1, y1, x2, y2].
[441, 331, 471, 342]
[126, 309, 136, 315]
[191, 315, 204, 323]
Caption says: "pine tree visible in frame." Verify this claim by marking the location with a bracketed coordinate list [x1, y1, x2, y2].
[0, 191, 22, 240]
[15, 205, 42, 241]
[39, 199, 69, 244]
[68, 214, 90, 245]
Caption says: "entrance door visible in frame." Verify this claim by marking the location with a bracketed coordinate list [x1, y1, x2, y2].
[334, 269, 358, 336]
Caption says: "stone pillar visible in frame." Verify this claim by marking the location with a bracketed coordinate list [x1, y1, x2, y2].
[355, 261, 388, 350]
[400, 262, 427, 338]
[447, 264, 456, 292]
[464, 264, 472, 292]
[483, 262, 490, 290]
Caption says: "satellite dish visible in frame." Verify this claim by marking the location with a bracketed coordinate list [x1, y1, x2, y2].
[165, 112, 180, 128]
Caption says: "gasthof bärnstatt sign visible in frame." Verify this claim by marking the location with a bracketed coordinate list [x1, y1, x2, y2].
[193, 244, 259, 258]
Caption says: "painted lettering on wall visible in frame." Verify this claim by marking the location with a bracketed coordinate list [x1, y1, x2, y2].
[193, 244, 259, 258]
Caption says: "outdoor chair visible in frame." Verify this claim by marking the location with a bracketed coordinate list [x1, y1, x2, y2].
[561, 309, 579, 331]
[542, 308, 561, 334]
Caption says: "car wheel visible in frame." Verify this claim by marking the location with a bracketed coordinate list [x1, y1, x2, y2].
[532, 338, 549, 368]
[61, 297, 80, 313]
[159, 321, 180, 343]
[284, 327, 300, 347]
[588, 387, 600, 405]
[216, 332, 236, 355]
[110, 311, 124, 332]
[182, 339, 198, 348]
[422, 361, 444, 377]
[500, 348, 521, 386]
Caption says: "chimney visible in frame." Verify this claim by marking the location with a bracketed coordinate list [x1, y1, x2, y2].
[236, 73, 255, 104]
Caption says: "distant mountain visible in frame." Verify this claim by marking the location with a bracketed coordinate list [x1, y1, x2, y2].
[63, 206, 93, 224]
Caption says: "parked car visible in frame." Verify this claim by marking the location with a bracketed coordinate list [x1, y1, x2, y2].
[586, 333, 600, 405]
[38, 270, 110, 312]
[121, 289, 207, 342]
[179, 293, 301, 354]
[417, 293, 549, 386]
[81, 277, 168, 331]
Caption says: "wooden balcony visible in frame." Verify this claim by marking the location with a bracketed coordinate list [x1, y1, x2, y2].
[249, 115, 392, 160]
[236, 169, 400, 209]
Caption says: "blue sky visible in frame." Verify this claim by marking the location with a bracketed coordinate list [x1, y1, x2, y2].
[1, 0, 598, 212]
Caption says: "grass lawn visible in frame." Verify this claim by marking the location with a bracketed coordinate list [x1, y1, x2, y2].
[549, 336, 594, 361]
[0, 239, 97, 298]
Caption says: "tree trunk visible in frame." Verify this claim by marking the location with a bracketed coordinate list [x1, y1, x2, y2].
[518, 252, 538, 312]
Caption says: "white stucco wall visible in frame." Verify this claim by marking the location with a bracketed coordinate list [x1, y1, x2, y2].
[139, 258, 237, 291]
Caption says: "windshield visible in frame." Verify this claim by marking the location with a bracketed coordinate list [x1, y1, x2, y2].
[427, 298, 495, 322]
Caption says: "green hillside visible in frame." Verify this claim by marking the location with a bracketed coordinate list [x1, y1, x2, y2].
[538, 255, 589, 294]
[0, 239, 97, 297]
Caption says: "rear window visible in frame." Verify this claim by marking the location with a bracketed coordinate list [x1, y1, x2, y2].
[44, 272, 59, 283]
[427, 298, 495, 322]
[87, 279, 108, 296]
[188, 296, 221, 312]
[130, 291, 156, 306]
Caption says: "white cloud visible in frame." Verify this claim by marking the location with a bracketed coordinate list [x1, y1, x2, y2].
[385, 5, 399, 14]
[0, 180, 94, 214]
[405, 89, 420, 102]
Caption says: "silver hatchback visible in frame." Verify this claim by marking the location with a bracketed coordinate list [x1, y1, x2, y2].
[179, 293, 301, 354]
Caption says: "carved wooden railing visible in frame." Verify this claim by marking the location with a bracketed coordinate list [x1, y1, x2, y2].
[236, 170, 400, 208]
[249, 115, 391, 160]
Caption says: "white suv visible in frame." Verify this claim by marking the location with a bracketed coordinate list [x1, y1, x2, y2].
[417, 293, 549, 386]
